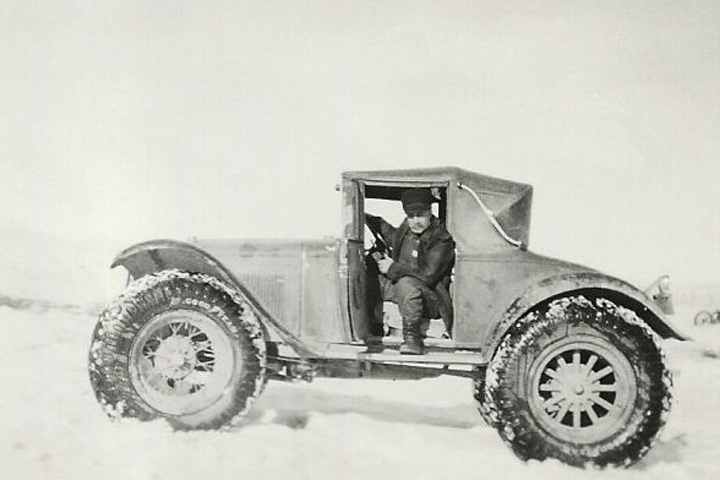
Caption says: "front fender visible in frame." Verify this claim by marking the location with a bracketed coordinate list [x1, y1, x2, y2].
[483, 272, 688, 362]
[112, 239, 235, 284]
[111, 239, 323, 358]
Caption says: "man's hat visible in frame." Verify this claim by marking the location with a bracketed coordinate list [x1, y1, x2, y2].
[401, 188, 434, 216]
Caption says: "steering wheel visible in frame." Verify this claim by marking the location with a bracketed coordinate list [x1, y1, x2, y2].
[364, 216, 389, 258]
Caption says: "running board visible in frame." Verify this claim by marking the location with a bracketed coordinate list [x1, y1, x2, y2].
[321, 342, 485, 366]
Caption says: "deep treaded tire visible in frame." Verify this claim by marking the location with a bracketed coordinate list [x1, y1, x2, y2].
[88, 270, 266, 430]
[483, 296, 672, 467]
[472, 372, 497, 428]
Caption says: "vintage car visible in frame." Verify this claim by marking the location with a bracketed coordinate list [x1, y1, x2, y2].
[88, 167, 684, 467]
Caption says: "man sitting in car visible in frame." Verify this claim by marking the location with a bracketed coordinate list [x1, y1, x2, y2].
[365, 188, 455, 354]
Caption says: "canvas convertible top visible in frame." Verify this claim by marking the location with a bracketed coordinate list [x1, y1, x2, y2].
[343, 166, 533, 251]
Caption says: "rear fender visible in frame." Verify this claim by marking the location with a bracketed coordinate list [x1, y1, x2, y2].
[483, 272, 688, 363]
[111, 239, 323, 358]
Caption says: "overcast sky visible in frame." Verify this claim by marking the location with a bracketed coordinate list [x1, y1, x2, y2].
[1, 1, 718, 287]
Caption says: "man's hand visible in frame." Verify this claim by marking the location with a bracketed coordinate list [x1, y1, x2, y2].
[377, 256, 394, 274]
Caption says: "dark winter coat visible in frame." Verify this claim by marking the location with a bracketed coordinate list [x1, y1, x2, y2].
[365, 214, 456, 328]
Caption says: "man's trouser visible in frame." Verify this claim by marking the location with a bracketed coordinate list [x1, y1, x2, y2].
[379, 276, 440, 335]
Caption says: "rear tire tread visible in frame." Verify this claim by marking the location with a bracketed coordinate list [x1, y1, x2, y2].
[482, 296, 672, 467]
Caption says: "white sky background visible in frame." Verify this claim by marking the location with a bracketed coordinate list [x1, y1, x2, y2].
[1, 1, 719, 288]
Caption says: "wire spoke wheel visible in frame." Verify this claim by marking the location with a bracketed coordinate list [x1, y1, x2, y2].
[129, 309, 237, 416]
[88, 270, 266, 430]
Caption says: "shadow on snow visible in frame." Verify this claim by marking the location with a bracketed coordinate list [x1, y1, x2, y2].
[241, 382, 482, 431]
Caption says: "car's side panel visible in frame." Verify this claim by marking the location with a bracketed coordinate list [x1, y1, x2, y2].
[193, 238, 349, 344]
[298, 241, 349, 342]
[482, 271, 688, 361]
[197, 240, 304, 334]
[111, 239, 328, 358]
[453, 250, 591, 347]
[112, 238, 350, 348]
[454, 249, 686, 357]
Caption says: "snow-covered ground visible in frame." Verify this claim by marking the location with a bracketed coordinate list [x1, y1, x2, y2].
[1, 235, 720, 480]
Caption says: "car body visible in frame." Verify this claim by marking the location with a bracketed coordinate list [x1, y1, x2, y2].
[90, 167, 684, 467]
[112, 167, 682, 360]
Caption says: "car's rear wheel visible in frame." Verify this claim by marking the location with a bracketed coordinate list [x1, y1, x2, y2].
[88, 270, 266, 430]
[483, 296, 672, 467]
[472, 371, 496, 428]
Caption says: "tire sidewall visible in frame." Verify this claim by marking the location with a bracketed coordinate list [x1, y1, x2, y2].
[89, 271, 266, 430]
[486, 296, 670, 467]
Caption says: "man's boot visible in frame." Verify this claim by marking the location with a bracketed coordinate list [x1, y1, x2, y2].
[399, 318, 424, 355]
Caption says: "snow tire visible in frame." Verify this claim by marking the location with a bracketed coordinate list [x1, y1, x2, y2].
[88, 270, 266, 430]
[472, 372, 497, 428]
[483, 295, 672, 467]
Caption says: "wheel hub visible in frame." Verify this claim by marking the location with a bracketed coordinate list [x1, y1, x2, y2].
[129, 309, 236, 416]
[529, 337, 636, 444]
[153, 336, 197, 379]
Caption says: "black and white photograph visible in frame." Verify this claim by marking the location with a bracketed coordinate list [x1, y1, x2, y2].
[1, 2, 719, 479]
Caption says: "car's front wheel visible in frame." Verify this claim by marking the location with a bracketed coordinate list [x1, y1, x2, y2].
[482, 296, 672, 467]
[88, 270, 266, 430]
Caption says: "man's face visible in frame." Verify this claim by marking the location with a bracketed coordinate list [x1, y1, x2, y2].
[407, 210, 432, 234]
